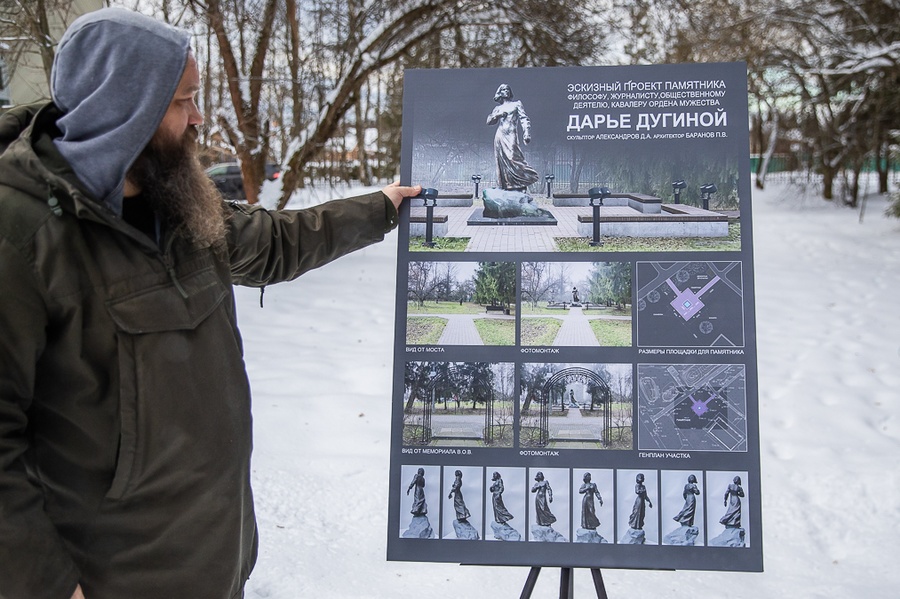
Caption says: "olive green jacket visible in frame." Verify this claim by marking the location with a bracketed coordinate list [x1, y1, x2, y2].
[0, 102, 396, 599]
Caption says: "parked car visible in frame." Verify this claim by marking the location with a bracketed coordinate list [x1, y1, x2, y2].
[205, 162, 280, 200]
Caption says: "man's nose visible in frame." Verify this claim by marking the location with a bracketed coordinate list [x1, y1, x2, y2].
[189, 102, 204, 126]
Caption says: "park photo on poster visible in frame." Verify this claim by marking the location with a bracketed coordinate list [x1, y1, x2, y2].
[404, 64, 747, 253]
[520, 261, 632, 347]
[402, 361, 515, 447]
[406, 261, 516, 346]
[519, 363, 633, 449]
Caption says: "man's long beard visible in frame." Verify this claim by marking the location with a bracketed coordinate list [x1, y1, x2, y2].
[128, 126, 227, 249]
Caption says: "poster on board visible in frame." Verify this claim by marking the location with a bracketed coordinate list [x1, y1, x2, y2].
[387, 62, 762, 572]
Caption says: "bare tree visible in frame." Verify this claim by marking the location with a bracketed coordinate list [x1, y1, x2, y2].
[521, 261, 556, 310]
[407, 260, 441, 307]
[652, 0, 900, 206]
[185, 0, 279, 205]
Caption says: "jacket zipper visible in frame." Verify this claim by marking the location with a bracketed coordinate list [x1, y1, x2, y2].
[161, 230, 189, 299]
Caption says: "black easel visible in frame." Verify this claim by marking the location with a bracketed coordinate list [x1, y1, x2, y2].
[519, 567, 609, 599]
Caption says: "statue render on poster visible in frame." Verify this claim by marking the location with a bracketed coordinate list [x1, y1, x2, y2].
[472, 84, 555, 225]
[576, 473, 609, 544]
[489, 471, 521, 541]
[531, 472, 567, 542]
[620, 473, 653, 544]
[710, 476, 746, 547]
[488, 83, 539, 191]
[448, 470, 479, 540]
[402, 468, 435, 538]
[664, 474, 701, 546]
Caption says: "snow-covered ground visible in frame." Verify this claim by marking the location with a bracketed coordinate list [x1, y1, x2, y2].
[242, 180, 900, 598]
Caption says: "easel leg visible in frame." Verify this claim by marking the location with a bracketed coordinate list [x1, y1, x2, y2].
[519, 567, 541, 599]
[520, 566, 610, 598]
[559, 567, 574, 599]
[590, 568, 609, 599]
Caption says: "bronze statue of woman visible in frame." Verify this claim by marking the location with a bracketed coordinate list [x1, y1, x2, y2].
[490, 471, 514, 524]
[628, 473, 653, 530]
[672, 474, 700, 527]
[579, 472, 603, 530]
[447, 470, 471, 522]
[531, 471, 557, 526]
[487, 83, 539, 191]
[719, 475, 744, 528]
[406, 467, 427, 516]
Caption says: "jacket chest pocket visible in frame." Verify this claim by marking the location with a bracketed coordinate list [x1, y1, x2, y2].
[103, 267, 231, 500]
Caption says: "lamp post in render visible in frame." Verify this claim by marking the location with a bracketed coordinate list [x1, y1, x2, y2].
[471, 174, 482, 200]
[672, 179, 686, 205]
[700, 183, 717, 210]
[419, 187, 439, 247]
[545, 173, 555, 198]
[588, 186, 611, 247]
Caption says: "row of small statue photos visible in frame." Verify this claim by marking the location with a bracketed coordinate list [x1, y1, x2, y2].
[401, 465, 749, 548]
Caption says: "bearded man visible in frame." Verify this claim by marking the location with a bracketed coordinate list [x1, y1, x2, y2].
[0, 8, 419, 599]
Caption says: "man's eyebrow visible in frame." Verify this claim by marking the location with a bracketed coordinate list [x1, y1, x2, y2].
[181, 84, 201, 95]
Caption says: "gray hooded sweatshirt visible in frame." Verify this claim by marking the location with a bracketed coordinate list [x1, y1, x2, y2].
[52, 7, 191, 215]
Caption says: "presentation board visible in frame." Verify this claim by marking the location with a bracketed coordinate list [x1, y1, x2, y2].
[387, 62, 762, 572]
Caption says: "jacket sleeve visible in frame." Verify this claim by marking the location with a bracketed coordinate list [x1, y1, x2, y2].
[225, 190, 397, 287]
[0, 236, 81, 599]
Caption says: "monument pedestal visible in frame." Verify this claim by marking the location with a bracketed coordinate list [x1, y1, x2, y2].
[663, 524, 699, 546]
[575, 528, 609, 544]
[491, 520, 522, 541]
[452, 519, 480, 540]
[402, 515, 434, 539]
[530, 524, 567, 543]
[619, 527, 646, 544]
[709, 526, 745, 547]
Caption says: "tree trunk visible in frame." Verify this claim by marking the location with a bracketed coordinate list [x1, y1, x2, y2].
[34, 0, 54, 88]
[193, 0, 278, 204]
[404, 389, 418, 412]
[877, 140, 889, 195]
[285, 0, 303, 172]
[570, 146, 583, 192]
[756, 110, 779, 190]
[522, 390, 533, 413]
[847, 163, 861, 208]
[822, 164, 836, 201]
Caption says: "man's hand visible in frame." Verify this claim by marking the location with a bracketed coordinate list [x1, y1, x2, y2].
[382, 182, 422, 211]
[71, 584, 86, 599]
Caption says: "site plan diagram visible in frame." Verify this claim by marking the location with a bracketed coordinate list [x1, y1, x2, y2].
[637, 363, 748, 452]
[636, 261, 744, 347]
